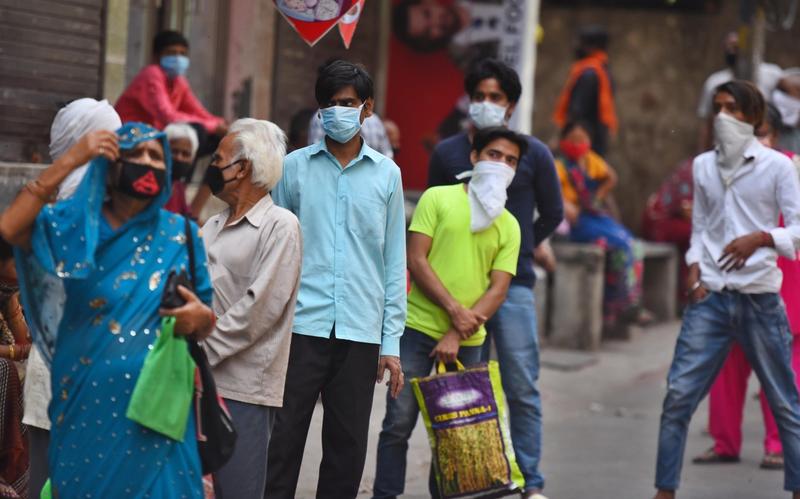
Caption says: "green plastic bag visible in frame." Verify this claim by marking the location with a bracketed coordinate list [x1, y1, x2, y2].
[126, 316, 195, 441]
[411, 360, 524, 498]
[40, 479, 51, 499]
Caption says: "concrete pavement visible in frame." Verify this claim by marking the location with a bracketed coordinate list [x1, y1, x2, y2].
[293, 322, 789, 499]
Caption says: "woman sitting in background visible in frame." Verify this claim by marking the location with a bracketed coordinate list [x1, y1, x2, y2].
[0, 237, 30, 499]
[554, 121, 645, 329]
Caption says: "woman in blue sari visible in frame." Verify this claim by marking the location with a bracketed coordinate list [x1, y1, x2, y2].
[0, 122, 215, 498]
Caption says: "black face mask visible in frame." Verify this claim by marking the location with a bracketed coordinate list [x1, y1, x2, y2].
[725, 52, 737, 68]
[172, 160, 193, 182]
[204, 159, 244, 195]
[117, 160, 166, 199]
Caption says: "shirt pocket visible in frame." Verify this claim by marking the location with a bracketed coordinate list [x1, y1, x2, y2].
[348, 195, 386, 241]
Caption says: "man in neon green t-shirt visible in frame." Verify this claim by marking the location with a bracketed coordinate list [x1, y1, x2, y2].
[373, 127, 523, 498]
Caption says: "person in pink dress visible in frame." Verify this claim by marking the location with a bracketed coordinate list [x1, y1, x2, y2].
[115, 30, 227, 156]
[696, 103, 800, 470]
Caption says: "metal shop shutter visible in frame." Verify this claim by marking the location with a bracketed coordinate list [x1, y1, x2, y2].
[0, 0, 105, 162]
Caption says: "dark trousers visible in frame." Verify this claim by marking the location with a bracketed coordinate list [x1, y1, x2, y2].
[265, 332, 380, 499]
[28, 426, 50, 497]
[214, 400, 276, 499]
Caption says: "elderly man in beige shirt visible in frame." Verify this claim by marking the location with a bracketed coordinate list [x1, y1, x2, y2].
[200, 118, 302, 498]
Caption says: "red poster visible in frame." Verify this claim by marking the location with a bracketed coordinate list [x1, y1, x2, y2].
[275, 0, 357, 46]
[386, 0, 534, 191]
[338, 0, 365, 48]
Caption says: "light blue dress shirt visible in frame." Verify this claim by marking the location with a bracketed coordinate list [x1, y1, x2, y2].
[273, 139, 407, 356]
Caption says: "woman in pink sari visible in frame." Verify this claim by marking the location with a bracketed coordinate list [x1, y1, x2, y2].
[697, 103, 800, 469]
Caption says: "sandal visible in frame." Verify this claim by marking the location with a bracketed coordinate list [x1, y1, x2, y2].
[760, 452, 784, 470]
[692, 446, 740, 464]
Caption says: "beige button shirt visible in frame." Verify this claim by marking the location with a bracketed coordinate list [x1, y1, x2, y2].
[201, 194, 302, 407]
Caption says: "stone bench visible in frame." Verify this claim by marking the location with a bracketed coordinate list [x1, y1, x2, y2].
[547, 240, 679, 350]
[640, 241, 679, 322]
[549, 242, 605, 351]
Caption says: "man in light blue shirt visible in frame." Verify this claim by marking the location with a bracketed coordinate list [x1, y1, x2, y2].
[266, 60, 406, 499]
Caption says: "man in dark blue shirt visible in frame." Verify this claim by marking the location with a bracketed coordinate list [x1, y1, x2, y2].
[427, 59, 563, 498]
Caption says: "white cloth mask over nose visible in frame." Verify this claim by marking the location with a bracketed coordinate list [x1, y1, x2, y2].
[713, 112, 755, 187]
[456, 160, 516, 232]
[772, 89, 800, 127]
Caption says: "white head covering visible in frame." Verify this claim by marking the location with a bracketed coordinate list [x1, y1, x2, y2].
[164, 123, 199, 159]
[49, 98, 121, 200]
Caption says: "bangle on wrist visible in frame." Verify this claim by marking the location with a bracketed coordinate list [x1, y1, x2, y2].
[8, 344, 14, 361]
[761, 231, 772, 247]
[24, 180, 55, 203]
[688, 280, 704, 295]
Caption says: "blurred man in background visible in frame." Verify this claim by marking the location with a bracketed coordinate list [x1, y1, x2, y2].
[552, 26, 617, 157]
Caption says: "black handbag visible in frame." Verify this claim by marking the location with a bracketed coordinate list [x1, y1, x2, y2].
[172, 217, 237, 475]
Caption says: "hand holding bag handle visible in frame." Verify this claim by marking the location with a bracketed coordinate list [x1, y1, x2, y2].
[183, 217, 237, 475]
[436, 360, 466, 374]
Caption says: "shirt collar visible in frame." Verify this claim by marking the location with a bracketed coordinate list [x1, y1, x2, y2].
[743, 137, 765, 160]
[308, 137, 383, 166]
[222, 194, 273, 229]
[713, 136, 762, 163]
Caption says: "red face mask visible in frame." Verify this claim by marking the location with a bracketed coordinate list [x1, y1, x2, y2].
[559, 140, 590, 161]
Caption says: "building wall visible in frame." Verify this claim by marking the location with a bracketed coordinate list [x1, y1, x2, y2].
[0, 0, 106, 162]
[532, 3, 800, 231]
[270, 1, 387, 131]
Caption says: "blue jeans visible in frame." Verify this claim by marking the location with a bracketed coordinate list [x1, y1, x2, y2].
[656, 290, 800, 492]
[372, 328, 483, 499]
[482, 284, 544, 491]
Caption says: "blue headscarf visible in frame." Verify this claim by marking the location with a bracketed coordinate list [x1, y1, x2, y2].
[16, 122, 173, 365]
[15, 123, 212, 497]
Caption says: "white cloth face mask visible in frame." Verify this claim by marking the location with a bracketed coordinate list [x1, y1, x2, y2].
[468, 101, 508, 129]
[772, 89, 800, 127]
[456, 160, 516, 232]
[714, 112, 754, 166]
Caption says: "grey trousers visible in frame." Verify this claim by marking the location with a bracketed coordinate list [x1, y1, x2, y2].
[213, 400, 276, 499]
[27, 426, 50, 498]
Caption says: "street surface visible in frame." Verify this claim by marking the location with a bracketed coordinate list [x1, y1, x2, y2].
[295, 322, 788, 499]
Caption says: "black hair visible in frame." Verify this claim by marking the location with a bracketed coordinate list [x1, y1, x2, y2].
[153, 30, 189, 56]
[314, 60, 374, 107]
[0, 235, 12, 262]
[578, 25, 609, 51]
[288, 108, 316, 146]
[391, 0, 451, 53]
[472, 127, 528, 159]
[714, 80, 765, 128]
[764, 102, 783, 135]
[464, 59, 522, 104]
[560, 120, 591, 139]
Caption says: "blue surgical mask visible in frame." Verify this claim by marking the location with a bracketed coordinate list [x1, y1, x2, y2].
[468, 101, 508, 129]
[320, 105, 364, 143]
[160, 55, 190, 78]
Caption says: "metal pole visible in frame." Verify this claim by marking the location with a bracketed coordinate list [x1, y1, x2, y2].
[736, 0, 765, 86]
[516, 0, 541, 135]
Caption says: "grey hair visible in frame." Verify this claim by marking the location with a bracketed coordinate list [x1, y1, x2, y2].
[164, 123, 199, 159]
[229, 118, 287, 190]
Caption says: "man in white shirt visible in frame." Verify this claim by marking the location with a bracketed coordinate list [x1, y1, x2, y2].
[654, 80, 800, 499]
[696, 32, 783, 150]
